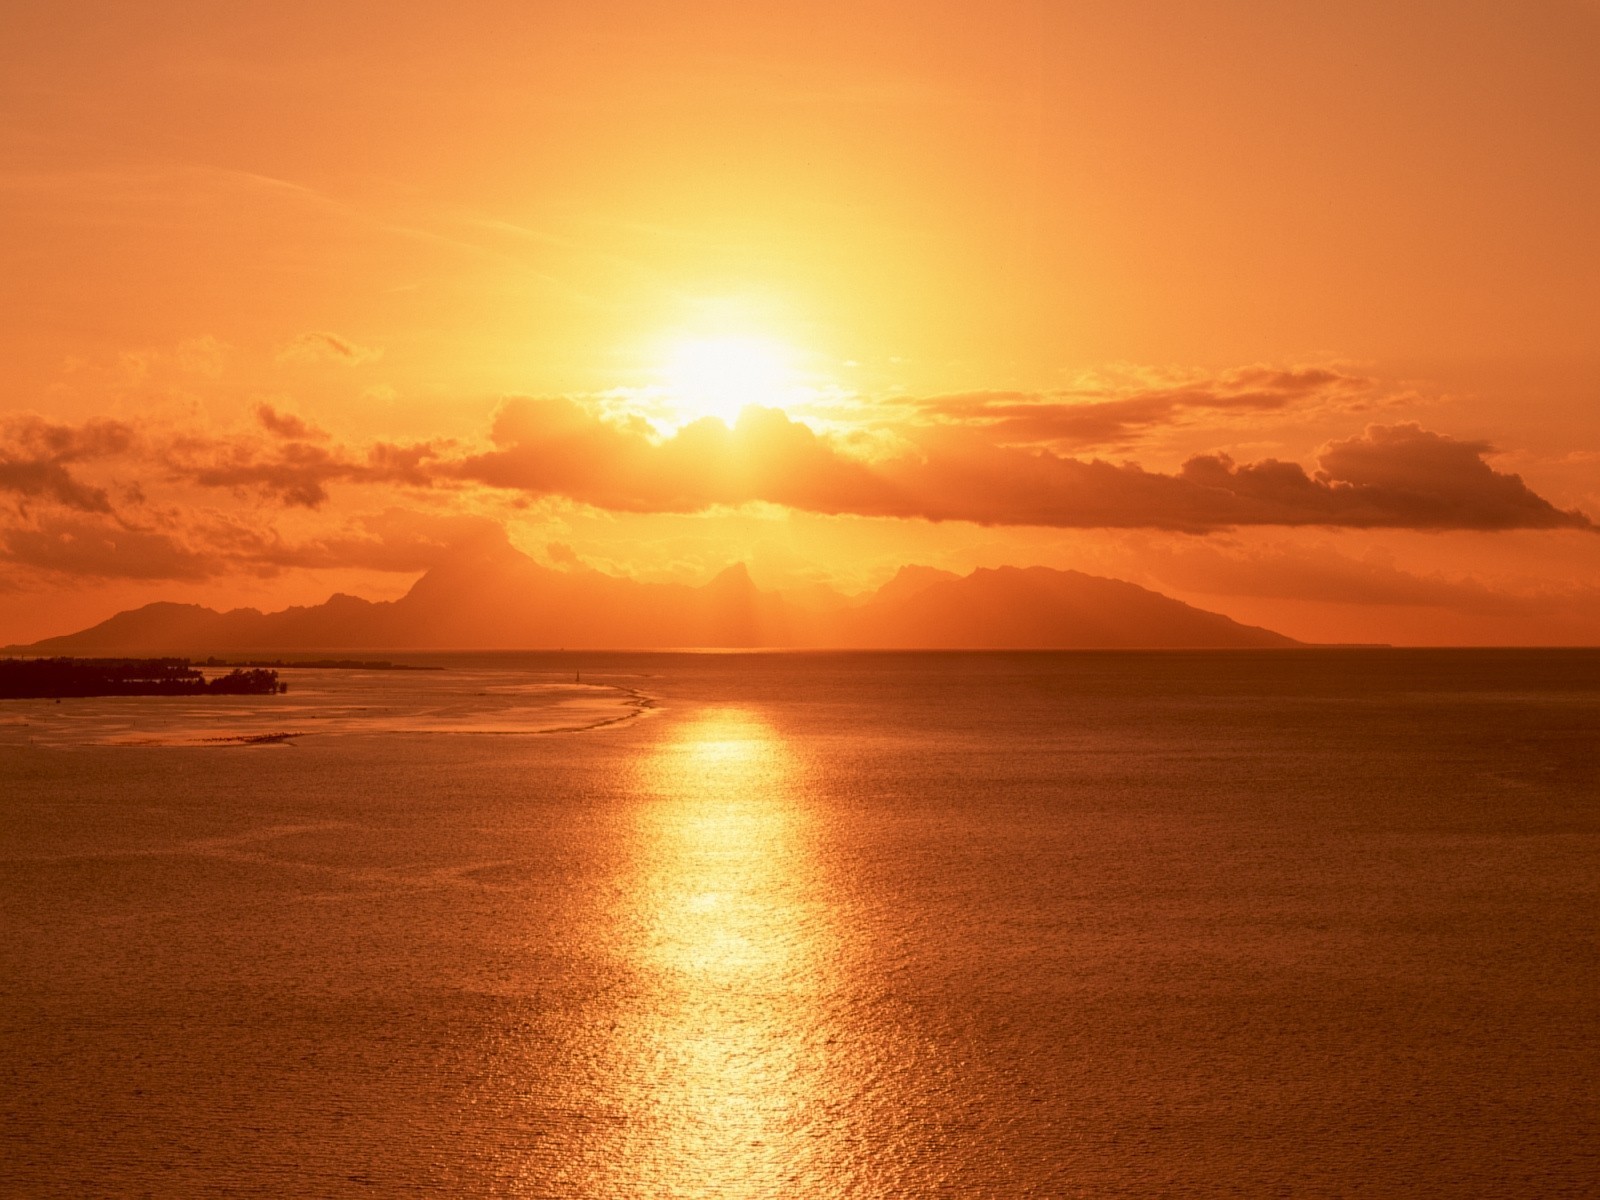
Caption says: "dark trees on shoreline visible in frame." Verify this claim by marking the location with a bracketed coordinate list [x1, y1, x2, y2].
[0, 659, 284, 699]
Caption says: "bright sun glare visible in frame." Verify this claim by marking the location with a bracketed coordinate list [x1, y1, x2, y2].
[660, 335, 796, 425]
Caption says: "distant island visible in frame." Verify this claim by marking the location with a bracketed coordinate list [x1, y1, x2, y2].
[0, 658, 285, 699]
[1, 534, 1299, 655]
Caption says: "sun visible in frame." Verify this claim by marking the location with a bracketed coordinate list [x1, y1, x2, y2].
[659, 335, 797, 426]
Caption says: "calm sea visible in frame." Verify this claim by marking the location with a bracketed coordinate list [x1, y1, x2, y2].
[2, 650, 1597, 1197]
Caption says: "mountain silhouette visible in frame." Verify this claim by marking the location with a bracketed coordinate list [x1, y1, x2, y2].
[836, 565, 1295, 648]
[5, 535, 1296, 653]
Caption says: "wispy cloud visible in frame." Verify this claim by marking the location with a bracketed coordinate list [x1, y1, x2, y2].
[275, 331, 382, 367]
[920, 365, 1377, 448]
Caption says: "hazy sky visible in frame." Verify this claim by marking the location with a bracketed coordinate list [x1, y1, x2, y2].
[3, 1, 1598, 644]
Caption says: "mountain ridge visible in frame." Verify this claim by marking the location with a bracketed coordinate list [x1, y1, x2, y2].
[5, 541, 1298, 653]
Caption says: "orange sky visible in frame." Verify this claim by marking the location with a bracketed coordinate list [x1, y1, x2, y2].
[3, 1, 1598, 645]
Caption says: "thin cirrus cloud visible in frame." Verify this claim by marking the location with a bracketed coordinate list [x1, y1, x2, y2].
[919, 365, 1378, 448]
[274, 331, 383, 366]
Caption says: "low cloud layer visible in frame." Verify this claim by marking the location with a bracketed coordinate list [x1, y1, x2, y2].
[461, 401, 1592, 533]
[0, 367, 1592, 587]
[459, 398, 900, 516]
[0, 506, 509, 583]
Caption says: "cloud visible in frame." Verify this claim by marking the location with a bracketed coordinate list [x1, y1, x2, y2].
[0, 513, 214, 580]
[119, 336, 229, 382]
[255, 402, 328, 441]
[0, 415, 136, 512]
[1160, 423, 1585, 532]
[2, 386, 1590, 592]
[179, 439, 356, 508]
[0, 459, 114, 514]
[243, 510, 510, 573]
[921, 364, 1375, 448]
[276, 331, 382, 366]
[5, 410, 439, 513]
[169, 433, 443, 507]
[458, 396, 899, 516]
[0, 506, 509, 582]
[458, 401, 1593, 533]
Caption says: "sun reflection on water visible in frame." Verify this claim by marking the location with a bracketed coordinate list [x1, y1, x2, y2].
[608, 707, 838, 1196]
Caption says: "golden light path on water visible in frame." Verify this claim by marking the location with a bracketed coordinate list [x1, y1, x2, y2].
[582, 707, 845, 1197]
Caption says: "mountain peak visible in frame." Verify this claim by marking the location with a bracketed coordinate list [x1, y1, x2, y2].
[873, 564, 962, 607]
[707, 562, 754, 590]
[5, 562, 1298, 653]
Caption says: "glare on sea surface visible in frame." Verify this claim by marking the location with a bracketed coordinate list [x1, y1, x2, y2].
[644, 711, 807, 978]
[597, 707, 840, 1194]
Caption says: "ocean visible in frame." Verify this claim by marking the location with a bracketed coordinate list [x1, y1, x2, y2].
[2, 650, 1597, 1197]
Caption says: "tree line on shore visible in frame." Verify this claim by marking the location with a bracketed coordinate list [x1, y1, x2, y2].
[0, 658, 285, 699]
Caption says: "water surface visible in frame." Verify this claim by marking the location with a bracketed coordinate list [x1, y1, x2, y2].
[3, 650, 1597, 1196]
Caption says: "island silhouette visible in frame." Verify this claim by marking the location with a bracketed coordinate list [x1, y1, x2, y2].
[5, 534, 1297, 654]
